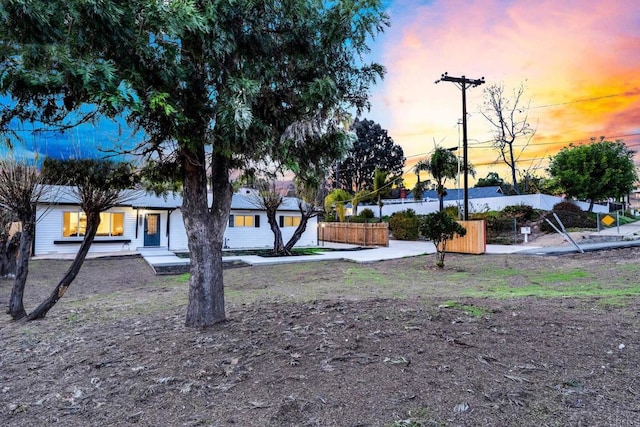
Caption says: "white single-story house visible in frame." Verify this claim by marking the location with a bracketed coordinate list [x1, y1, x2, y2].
[33, 186, 318, 256]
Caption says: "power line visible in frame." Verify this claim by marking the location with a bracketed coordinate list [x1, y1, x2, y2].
[467, 132, 640, 150]
[529, 90, 640, 110]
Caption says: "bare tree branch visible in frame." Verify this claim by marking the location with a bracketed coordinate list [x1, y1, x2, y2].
[481, 82, 536, 194]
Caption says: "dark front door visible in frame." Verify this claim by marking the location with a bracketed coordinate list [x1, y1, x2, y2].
[144, 214, 161, 246]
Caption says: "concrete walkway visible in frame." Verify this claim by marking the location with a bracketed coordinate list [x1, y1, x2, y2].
[590, 221, 640, 241]
[222, 240, 557, 266]
[517, 221, 640, 255]
[222, 221, 640, 265]
[138, 247, 191, 274]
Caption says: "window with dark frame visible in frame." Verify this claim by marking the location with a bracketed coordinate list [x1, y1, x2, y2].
[228, 214, 261, 228]
[62, 212, 125, 237]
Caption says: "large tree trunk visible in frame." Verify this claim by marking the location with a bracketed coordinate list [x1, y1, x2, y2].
[0, 231, 9, 277]
[6, 233, 20, 277]
[8, 218, 35, 320]
[183, 150, 232, 328]
[180, 34, 233, 327]
[1, 232, 21, 278]
[437, 183, 445, 212]
[266, 209, 288, 256]
[26, 213, 100, 320]
[285, 203, 316, 252]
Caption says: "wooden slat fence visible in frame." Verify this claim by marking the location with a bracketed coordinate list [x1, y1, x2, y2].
[444, 220, 486, 254]
[319, 222, 389, 247]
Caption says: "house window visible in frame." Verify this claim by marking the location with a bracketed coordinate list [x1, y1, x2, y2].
[279, 215, 301, 227]
[228, 214, 260, 228]
[63, 212, 125, 237]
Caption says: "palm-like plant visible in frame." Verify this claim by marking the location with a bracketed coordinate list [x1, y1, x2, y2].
[324, 189, 352, 222]
[372, 168, 392, 218]
[412, 160, 431, 201]
[422, 148, 459, 211]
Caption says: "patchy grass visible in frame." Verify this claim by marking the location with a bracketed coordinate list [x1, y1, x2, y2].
[534, 269, 590, 283]
[438, 300, 490, 317]
[465, 281, 640, 299]
[167, 251, 640, 308]
[344, 266, 387, 287]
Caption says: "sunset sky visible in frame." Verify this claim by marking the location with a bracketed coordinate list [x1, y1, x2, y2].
[2, 0, 640, 190]
[366, 0, 640, 187]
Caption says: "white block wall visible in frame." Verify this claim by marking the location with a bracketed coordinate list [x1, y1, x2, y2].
[380, 194, 609, 218]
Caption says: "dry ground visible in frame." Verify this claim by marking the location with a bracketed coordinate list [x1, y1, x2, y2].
[1, 247, 639, 426]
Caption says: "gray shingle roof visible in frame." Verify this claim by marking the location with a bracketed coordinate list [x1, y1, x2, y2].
[38, 185, 304, 211]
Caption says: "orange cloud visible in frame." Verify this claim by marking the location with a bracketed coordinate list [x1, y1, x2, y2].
[366, 0, 640, 186]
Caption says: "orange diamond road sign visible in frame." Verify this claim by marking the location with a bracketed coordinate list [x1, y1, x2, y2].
[601, 214, 615, 227]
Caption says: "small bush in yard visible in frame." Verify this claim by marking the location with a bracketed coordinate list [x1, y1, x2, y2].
[420, 211, 467, 268]
[359, 208, 375, 219]
[541, 201, 596, 232]
[501, 204, 537, 221]
[443, 205, 459, 219]
[349, 208, 377, 223]
[389, 209, 420, 240]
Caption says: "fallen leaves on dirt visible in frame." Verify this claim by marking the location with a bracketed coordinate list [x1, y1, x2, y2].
[0, 254, 639, 426]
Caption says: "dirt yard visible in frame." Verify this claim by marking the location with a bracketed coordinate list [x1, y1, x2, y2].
[1, 247, 639, 426]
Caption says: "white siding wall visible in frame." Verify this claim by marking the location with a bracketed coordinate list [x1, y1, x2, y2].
[125, 210, 144, 248]
[168, 210, 189, 252]
[35, 205, 145, 255]
[223, 210, 318, 249]
[34, 206, 65, 254]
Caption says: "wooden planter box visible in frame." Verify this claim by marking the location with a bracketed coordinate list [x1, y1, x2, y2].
[445, 220, 486, 254]
[319, 222, 389, 247]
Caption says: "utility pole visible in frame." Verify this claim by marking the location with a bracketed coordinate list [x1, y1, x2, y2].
[435, 72, 485, 220]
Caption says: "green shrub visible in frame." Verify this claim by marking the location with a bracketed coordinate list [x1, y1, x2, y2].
[501, 204, 537, 221]
[389, 209, 420, 240]
[359, 208, 375, 219]
[552, 201, 583, 213]
[540, 201, 596, 232]
[469, 210, 500, 220]
[486, 216, 515, 236]
[349, 208, 379, 223]
[469, 210, 515, 244]
[443, 205, 459, 219]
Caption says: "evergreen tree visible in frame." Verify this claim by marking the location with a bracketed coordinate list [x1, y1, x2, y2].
[548, 138, 637, 211]
[334, 119, 404, 192]
[0, 0, 389, 327]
